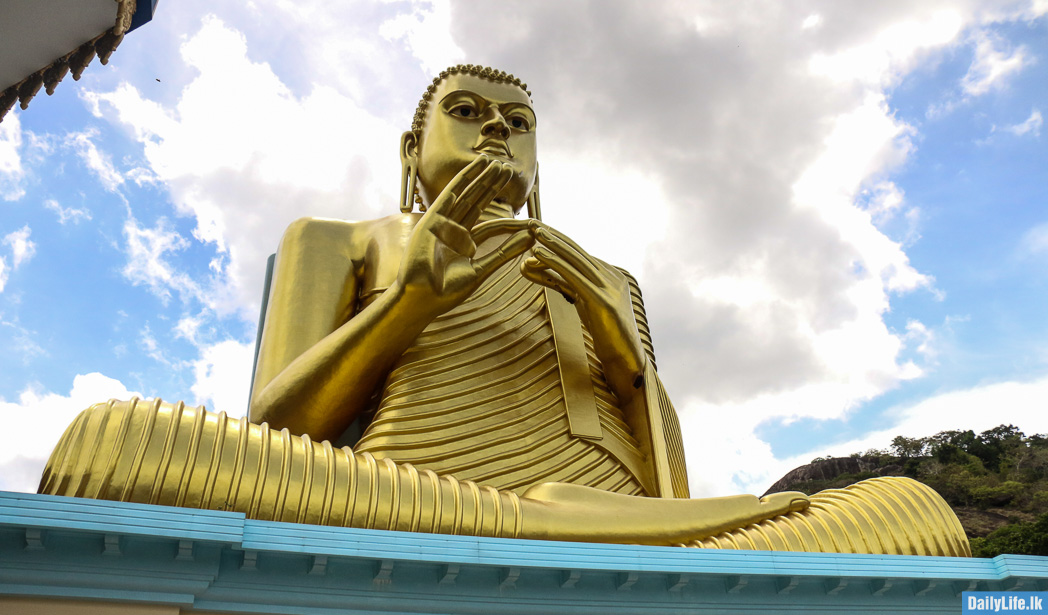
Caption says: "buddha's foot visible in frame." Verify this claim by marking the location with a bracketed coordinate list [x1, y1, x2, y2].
[685, 476, 971, 557]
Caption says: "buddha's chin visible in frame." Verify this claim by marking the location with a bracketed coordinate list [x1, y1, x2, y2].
[419, 163, 533, 211]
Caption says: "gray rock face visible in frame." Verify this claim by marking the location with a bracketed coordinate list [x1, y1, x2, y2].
[763, 456, 903, 496]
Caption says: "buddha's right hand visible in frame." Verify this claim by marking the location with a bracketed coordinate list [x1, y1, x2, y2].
[520, 482, 810, 545]
[396, 155, 535, 315]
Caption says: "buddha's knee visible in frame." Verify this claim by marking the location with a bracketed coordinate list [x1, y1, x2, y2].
[38, 399, 524, 537]
[40, 398, 214, 504]
[40, 398, 304, 515]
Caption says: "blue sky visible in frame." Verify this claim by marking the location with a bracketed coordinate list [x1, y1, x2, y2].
[1, 0, 1046, 497]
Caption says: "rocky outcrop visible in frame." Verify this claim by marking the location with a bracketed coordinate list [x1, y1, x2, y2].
[763, 456, 903, 496]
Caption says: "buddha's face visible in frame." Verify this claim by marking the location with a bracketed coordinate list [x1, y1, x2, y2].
[415, 73, 537, 210]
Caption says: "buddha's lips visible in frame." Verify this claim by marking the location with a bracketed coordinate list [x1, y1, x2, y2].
[474, 140, 512, 158]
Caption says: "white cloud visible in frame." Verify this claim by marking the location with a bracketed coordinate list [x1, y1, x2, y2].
[0, 316, 46, 361]
[904, 319, 935, 359]
[44, 199, 92, 224]
[0, 373, 140, 493]
[1005, 108, 1043, 137]
[0, 225, 36, 291]
[67, 129, 124, 192]
[1020, 221, 1048, 256]
[863, 181, 905, 224]
[87, 15, 403, 318]
[794, 93, 929, 293]
[695, 373, 1048, 496]
[961, 30, 1028, 96]
[0, 112, 26, 201]
[174, 313, 204, 345]
[3, 226, 37, 268]
[140, 324, 175, 367]
[808, 10, 963, 89]
[789, 376, 1048, 469]
[379, 0, 465, 75]
[122, 215, 201, 304]
[539, 150, 670, 277]
[668, 92, 933, 438]
[189, 338, 254, 417]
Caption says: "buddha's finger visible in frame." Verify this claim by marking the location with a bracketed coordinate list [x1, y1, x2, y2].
[471, 229, 534, 284]
[760, 491, 810, 516]
[429, 157, 490, 217]
[530, 246, 599, 300]
[535, 224, 599, 266]
[533, 227, 603, 286]
[471, 218, 536, 244]
[448, 160, 504, 222]
[520, 258, 579, 304]
[461, 166, 515, 229]
[429, 216, 477, 257]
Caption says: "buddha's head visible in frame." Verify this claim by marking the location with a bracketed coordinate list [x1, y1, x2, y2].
[401, 65, 537, 214]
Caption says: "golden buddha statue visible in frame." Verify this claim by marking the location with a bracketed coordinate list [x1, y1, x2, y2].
[39, 65, 970, 556]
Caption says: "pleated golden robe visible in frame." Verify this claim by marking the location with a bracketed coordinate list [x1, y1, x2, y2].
[354, 259, 657, 495]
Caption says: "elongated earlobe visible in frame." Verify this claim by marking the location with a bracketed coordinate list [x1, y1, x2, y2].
[526, 167, 541, 220]
[400, 132, 419, 214]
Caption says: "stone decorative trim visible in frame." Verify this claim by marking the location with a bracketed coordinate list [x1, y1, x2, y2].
[0, 0, 136, 122]
[2, 490, 1048, 614]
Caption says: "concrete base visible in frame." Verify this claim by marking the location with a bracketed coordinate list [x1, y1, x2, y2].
[2, 491, 1046, 614]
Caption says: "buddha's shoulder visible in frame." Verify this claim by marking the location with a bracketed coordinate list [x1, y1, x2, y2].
[279, 213, 423, 253]
[281, 213, 421, 236]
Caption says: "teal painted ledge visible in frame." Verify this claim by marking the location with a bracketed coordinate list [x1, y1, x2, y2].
[2, 490, 1047, 614]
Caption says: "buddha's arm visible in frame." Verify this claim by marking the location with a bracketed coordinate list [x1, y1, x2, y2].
[250, 229, 445, 440]
[251, 158, 535, 441]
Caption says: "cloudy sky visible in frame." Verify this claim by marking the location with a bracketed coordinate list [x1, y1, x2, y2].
[2, 0, 1047, 498]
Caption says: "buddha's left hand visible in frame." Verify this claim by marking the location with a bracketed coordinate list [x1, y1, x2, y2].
[521, 224, 646, 404]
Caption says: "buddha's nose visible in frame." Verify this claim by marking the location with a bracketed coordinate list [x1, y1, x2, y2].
[481, 111, 511, 139]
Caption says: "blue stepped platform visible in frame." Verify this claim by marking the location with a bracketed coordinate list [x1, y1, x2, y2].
[2, 490, 1046, 614]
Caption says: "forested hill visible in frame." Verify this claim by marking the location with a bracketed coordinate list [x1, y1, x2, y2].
[764, 425, 1048, 558]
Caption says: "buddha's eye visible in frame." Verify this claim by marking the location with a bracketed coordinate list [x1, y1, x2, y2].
[452, 105, 476, 118]
[509, 116, 530, 131]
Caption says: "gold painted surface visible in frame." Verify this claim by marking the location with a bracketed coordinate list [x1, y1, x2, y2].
[42, 399, 523, 536]
[354, 257, 647, 495]
[41, 399, 967, 553]
[39, 64, 970, 555]
[688, 477, 971, 557]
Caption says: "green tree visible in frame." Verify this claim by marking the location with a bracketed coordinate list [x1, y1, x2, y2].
[889, 435, 928, 458]
[970, 512, 1048, 558]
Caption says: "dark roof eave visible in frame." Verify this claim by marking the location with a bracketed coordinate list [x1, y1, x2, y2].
[0, 0, 144, 123]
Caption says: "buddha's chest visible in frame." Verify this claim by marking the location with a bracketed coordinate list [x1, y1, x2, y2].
[353, 261, 647, 495]
[375, 262, 558, 423]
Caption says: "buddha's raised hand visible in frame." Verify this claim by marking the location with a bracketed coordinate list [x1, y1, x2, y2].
[520, 225, 647, 404]
[397, 155, 535, 316]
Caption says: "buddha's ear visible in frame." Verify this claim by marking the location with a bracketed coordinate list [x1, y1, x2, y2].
[526, 164, 541, 220]
[400, 132, 419, 213]
[400, 131, 418, 161]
